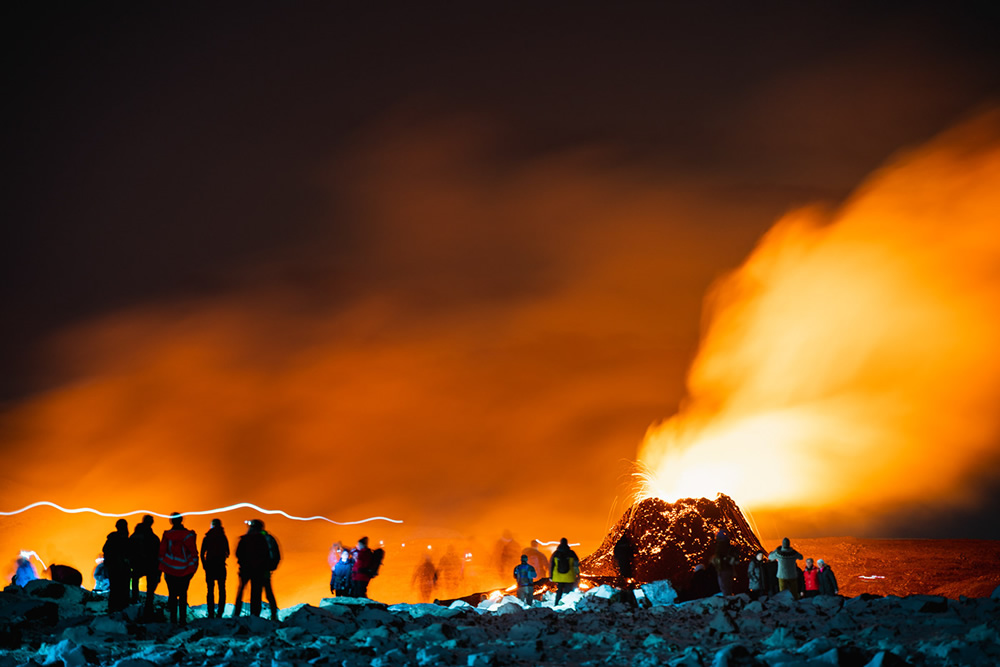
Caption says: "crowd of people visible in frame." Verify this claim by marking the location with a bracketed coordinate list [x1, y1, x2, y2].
[91, 513, 285, 624]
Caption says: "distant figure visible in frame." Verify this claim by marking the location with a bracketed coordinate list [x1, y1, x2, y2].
[103, 518, 131, 613]
[48, 564, 83, 588]
[513, 554, 536, 607]
[715, 527, 730, 547]
[411, 554, 439, 603]
[817, 559, 839, 596]
[711, 540, 738, 596]
[802, 558, 820, 598]
[683, 563, 719, 601]
[768, 537, 803, 599]
[747, 551, 767, 600]
[437, 545, 463, 597]
[159, 513, 199, 625]
[550, 538, 580, 606]
[331, 549, 353, 597]
[201, 518, 230, 618]
[494, 530, 522, 579]
[613, 532, 638, 608]
[351, 536, 374, 598]
[765, 557, 779, 595]
[259, 521, 281, 619]
[129, 515, 161, 620]
[12, 553, 38, 587]
[93, 558, 109, 593]
[521, 540, 548, 579]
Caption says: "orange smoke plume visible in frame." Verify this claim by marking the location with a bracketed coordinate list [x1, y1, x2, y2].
[637, 110, 1000, 532]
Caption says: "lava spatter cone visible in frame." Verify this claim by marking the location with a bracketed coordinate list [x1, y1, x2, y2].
[581, 493, 764, 591]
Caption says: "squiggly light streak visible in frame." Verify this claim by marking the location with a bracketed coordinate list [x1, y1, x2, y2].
[533, 539, 581, 547]
[0, 501, 402, 525]
[19, 550, 47, 570]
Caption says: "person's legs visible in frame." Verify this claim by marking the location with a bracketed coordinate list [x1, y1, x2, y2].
[178, 573, 192, 626]
[144, 571, 160, 621]
[164, 575, 179, 624]
[217, 570, 227, 617]
[231, 575, 247, 617]
[206, 571, 216, 618]
[263, 573, 278, 620]
[249, 575, 263, 617]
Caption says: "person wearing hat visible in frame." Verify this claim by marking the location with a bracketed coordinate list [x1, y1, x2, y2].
[513, 554, 537, 606]
[232, 519, 269, 617]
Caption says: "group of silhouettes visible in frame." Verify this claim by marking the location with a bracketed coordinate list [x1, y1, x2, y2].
[511, 537, 582, 607]
[98, 514, 281, 624]
[328, 536, 384, 599]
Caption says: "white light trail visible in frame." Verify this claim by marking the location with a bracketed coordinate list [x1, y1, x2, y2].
[533, 539, 581, 547]
[0, 501, 403, 525]
[19, 550, 47, 570]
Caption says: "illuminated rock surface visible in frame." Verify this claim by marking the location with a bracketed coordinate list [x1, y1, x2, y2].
[581, 493, 765, 588]
[3, 581, 1000, 666]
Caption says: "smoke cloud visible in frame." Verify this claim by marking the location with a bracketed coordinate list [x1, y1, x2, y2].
[638, 110, 1000, 536]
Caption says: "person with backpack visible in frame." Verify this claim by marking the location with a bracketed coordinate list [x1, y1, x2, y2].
[129, 515, 161, 620]
[259, 520, 281, 619]
[200, 518, 230, 618]
[158, 513, 198, 625]
[512, 554, 536, 607]
[350, 536, 385, 598]
[232, 519, 275, 618]
[549, 538, 580, 606]
[103, 518, 131, 613]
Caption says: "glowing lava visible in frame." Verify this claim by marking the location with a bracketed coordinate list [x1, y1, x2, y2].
[637, 110, 1000, 530]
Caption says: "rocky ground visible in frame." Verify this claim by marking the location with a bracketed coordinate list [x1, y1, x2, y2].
[2, 579, 1000, 667]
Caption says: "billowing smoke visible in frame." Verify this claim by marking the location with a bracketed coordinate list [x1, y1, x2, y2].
[638, 110, 1000, 535]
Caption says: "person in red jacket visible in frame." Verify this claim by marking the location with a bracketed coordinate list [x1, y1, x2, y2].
[351, 537, 373, 598]
[802, 558, 820, 598]
[158, 513, 199, 625]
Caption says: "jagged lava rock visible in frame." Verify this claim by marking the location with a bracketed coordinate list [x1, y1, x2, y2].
[581, 493, 764, 588]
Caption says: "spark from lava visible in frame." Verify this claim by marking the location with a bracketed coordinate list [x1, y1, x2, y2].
[0, 501, 403, 525]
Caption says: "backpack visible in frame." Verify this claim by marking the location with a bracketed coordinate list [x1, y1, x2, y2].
[264, 532, 281, 571]
[369, 547, 385, 578]
[555, 554, 570, 574]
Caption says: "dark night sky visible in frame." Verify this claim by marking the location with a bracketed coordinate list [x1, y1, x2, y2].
[3, 2, 1000, 541]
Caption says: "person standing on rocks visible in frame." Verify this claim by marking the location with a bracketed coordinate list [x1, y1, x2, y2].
[201, 518, 230, 618]
[802, 558, 821, 598]
[711, 539, 738, 596]
[103, 518, 131, 613]
[768, 537, 803, 599]
[412, 553, 439, 603]
[351, 536, 374, 598]
[747, 551, 767, 600]
[158, 513, 199, 625]
[128, 515, 161, 620]
[613, 532, 639, 608]
[513, 554, 537, 607]
[550, 538, 580, 606]
[232, 519, 271, 617]
[522, 540, 549, 579]
[331, 548, 354, 597]
[817, 558, 839, 596]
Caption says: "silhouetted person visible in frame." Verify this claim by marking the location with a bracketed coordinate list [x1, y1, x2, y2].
[683, 563, 719, 601]
[513, 554, 536, 607]
[129, 515, 161, 619]
[159, 513, 198, 625]
[233, 519, 272, 617]
[48, 564, 83, 588]
[522, 540, 548, 579]
[201, 518, 230, 618]
[769, 537, 803, 599]
[331, 549, 353, 597]
[747, 551, 767, 600]
[613, 532, 638, 608]
[711, 540, 737, 596]
[350, 536, 374, 598]
[436, 545, 463, 597]
[817, 559, 839, 595]
[494, 530, 521, 580]
[550, 538, 580, 606]
[802, 558, 820, 598]
[766, 557, 779, 595]
[103, 518, 131, 613]
[411, 553, 439, 603]
[259, 521, 280, 619]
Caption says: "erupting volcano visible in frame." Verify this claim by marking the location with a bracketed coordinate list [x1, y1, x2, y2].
[582, 494, 763, 591]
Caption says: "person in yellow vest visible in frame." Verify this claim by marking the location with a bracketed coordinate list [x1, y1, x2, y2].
[549, 538, 579, 606]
